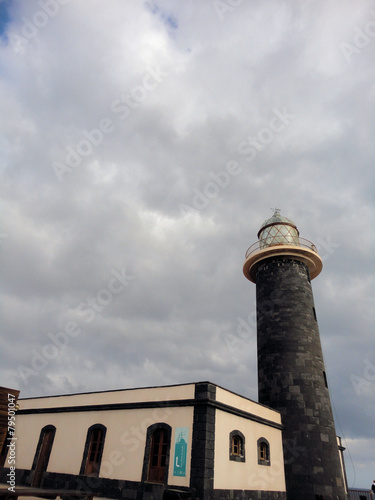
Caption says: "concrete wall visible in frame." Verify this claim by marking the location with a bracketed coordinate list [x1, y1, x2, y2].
[214, 409, 285, 492]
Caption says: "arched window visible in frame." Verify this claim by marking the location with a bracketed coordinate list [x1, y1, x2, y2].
[80, 424, 106, 476]
[141, 423, 172, 485]
[229, 430, 245, 462]
[31, 425, 56, 487]
[257, 437, 270, 466]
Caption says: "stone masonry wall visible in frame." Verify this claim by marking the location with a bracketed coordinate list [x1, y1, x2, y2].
[256, 258, 347, 500]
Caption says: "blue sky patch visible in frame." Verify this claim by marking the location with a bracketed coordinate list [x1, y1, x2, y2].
[145, 1, 178, 31]
[0, 0, 11, 38]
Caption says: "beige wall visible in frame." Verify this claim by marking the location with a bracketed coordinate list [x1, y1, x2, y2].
[19, 383, 195, 410]
[214, 409, 286, 492]
[14, 404, 194, 488]
[216, 387, 282, 425]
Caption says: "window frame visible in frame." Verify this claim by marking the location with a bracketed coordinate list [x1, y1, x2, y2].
[257, 437, 270, 466]
[80, 424, 106, 477]
[229, 430, 245, 463]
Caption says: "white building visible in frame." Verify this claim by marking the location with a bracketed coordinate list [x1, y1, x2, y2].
[1, 382, 286, 499]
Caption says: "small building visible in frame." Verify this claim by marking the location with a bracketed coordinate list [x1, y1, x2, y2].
[348, 489, 373, 500]
[1, 382, 286, 499]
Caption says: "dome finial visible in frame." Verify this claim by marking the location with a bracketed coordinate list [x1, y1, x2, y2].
[271, 207, 281, 216]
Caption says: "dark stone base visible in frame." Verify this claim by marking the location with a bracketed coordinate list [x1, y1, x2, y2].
[208, 490, 286, 500]
[0, 468, 286, 500]
[0, 468, 194, 500]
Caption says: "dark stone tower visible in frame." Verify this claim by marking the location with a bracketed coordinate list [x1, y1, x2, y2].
[243, 211, 347, 500]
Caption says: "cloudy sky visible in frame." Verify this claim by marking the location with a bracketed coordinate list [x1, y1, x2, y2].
[0, 0, 374, 489]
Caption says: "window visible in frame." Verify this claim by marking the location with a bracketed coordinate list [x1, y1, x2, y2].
[229, 430, 245, 462]
[312, 307, 317, 321]
[257, 437, 270, 466]
[80, 424, 106, 476]
[141, 423, 171, 485]
[232, 435, 241, 455]
[31, 425, 56, 487]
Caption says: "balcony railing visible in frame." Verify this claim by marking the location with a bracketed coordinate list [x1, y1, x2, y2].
[245, 238, 318, 259]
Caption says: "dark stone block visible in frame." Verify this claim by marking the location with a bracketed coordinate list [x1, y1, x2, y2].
[190, 390, 216, 500]
[194, 383, 217, 401]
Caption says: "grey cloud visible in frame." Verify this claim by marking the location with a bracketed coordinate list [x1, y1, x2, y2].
[0, 0, 374, 489]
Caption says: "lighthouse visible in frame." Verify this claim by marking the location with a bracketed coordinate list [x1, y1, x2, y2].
[243, 210, 347, 500]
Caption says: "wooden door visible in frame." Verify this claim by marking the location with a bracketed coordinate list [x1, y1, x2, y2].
[148, 429, 168, 483]
[32, 429, 54, 487]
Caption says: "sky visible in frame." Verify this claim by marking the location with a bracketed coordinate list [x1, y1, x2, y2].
[0, 0, 374, 490]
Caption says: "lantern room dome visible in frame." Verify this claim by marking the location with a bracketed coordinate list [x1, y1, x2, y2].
[258, 210, 300, 248]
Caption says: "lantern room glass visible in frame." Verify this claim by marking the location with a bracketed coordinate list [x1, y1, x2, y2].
[258, 213, 300, 249]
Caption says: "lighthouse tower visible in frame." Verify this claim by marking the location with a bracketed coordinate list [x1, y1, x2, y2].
[243, 210, 347, 500]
